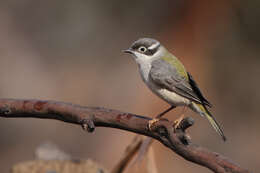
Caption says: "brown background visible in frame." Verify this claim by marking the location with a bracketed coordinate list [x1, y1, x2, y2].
[0, 1, 259, 173]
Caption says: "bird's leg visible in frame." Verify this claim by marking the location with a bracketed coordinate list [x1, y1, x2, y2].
[148, 105, 176, 130]
[173, 106, 187, 129]
[156, 105, 176, 118]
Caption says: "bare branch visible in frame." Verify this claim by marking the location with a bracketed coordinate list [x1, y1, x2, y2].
[0, 99, 250, 173]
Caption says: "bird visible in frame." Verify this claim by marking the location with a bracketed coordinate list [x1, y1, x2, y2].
[123, 38, 226, 141]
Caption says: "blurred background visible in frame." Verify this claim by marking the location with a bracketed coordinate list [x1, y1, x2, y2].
[0, 0, 259, 172]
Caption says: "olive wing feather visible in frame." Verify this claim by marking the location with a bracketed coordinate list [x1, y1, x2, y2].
[149, 59, 212, 107]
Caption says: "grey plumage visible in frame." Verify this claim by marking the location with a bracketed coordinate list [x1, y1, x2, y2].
[149, 59, 211, 106]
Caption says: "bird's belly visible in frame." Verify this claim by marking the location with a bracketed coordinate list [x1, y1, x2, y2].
[151, 87, 191, 106]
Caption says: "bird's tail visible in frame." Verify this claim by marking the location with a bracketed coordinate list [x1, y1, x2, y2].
[192, 103, 226, 141]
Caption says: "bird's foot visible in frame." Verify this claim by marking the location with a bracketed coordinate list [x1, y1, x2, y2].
[148, 118, 161, 130]
[173, 114, 185, 129]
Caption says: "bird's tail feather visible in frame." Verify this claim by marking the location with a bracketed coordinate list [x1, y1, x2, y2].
[194, 103, 226, 141]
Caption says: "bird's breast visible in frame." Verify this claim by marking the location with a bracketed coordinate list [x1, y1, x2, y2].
[137, 60, 152, 83]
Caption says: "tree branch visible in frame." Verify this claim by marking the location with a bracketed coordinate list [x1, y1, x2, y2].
[0, 99, 250, 173]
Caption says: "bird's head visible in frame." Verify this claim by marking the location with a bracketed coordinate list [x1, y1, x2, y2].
[124, 38, 164, 63]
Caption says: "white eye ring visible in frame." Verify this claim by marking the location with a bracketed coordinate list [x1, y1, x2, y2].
[138, 46, 147, 53]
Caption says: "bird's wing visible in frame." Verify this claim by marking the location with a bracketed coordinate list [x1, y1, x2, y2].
[187, 72, 212, 107]
[149, 59, 212, 107]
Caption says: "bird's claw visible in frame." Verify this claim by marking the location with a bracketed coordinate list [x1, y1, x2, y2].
[173, 114, 185, 129]
[148, 118, 160, 130]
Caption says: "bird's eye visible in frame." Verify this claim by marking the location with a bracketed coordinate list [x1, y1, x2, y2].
[138, 46, 147, 53]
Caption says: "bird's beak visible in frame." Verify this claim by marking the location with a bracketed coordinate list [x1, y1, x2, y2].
[123, 49, 133, 54]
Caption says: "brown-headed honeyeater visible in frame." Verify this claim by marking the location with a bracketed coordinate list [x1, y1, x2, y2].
[124, 38, 226, 141]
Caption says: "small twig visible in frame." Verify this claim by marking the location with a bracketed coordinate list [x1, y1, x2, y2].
[0, 99, 250, 173]
[80, 116, 95, 132]
[111, 136, 143, 173]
